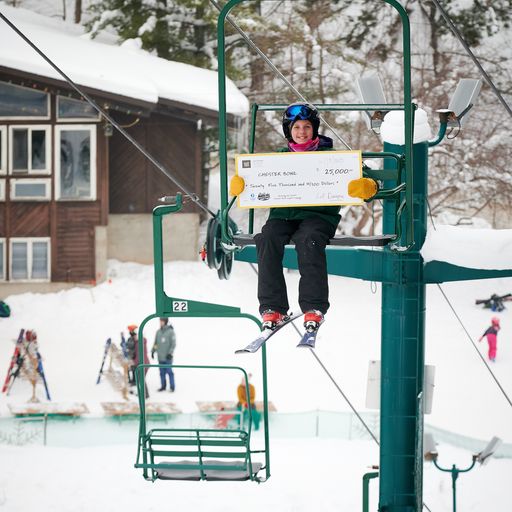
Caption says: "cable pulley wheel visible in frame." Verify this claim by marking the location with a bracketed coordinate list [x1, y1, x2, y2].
[217, 251, 233, 280]
[206, 217, 224, 270]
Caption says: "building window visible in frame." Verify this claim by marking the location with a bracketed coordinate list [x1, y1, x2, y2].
[0, 239, 5, 281]
[55, 125, 96, 200]
[57, 96, 100, 121]
[10, 179, 51, 201]
[0, 126, 6, 174]
[9, 125, 51, 174]
[0, 81, 50, 119]
[0, 179, 4, 201]
[10, 238, 51, 281]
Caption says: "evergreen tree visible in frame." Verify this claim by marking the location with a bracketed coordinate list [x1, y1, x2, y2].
[86, 0, 218, 68]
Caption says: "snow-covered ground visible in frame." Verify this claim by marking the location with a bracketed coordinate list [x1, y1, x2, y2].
[1, 259, 511, 444]
[1, 439, 511, 512]
[1, 258, 512, 511]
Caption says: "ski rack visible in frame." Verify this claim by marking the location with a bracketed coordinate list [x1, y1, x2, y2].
[134, 195, 270, 483]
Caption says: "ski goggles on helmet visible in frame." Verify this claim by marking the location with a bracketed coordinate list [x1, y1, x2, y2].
[283, 104, 317, 121]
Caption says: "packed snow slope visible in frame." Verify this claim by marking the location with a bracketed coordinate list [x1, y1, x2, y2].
[1, 440, 511, 512]
[1, 259, 511, 443]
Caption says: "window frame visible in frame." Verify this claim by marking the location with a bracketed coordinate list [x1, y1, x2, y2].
[54, 124, 97, 201]
[9, 237, 51, 282]
[0, 179, 5, 201]
[0, 82, 50, 121]
[0, 238, 5, 281]
[0, 125, 6, 174]
[10, 178, 51, 201]
[8, 124, 52, 175]
[56, 96, 101, 123]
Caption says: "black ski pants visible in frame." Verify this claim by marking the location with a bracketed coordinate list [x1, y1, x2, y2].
[254, 217, 336, 315]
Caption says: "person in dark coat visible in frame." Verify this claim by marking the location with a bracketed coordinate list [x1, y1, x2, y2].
[479, 317, 500, 362]
[151, 317, 176, 392]
[253, 103, 340, 333]
[128, 324, 150, 398]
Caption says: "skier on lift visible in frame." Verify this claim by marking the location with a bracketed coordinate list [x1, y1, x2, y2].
[254, 103, 340, 334]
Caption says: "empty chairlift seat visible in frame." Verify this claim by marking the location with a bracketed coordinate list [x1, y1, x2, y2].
[138, 428, 264, 482]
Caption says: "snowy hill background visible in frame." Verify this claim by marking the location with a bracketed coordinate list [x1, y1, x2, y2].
[1, 258, 511, 444]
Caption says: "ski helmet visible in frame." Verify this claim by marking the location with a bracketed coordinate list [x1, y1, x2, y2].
[282, 103, 320, 141]
[491, 316, 500, 326]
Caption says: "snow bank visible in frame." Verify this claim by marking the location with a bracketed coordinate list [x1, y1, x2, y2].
[0, 3, 249, 115]
[380, 108, 432, 145]
[422, 225, 512, 270]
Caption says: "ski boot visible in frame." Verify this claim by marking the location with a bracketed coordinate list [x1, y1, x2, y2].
[303, 310, 324, 332]
[261, 310, 287, 331]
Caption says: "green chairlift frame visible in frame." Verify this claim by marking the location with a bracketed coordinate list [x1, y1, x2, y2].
[216, 0, 415, 258]
[134, 195, 270, 483]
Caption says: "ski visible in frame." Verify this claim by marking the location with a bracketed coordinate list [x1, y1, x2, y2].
[36, 350, 51, 401]
[96, 338, 112, 384]
[2, 329, 25, 393]
[235, 312, 302, 354]
[296, 323, 323, 349]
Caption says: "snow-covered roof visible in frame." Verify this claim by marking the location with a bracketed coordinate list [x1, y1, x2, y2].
[0, 3, 249, 116]
[422, 225, 512, 270]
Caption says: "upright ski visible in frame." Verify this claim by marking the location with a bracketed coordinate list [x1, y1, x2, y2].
[36, 350, 51, 401]
[235, 312, 302, 354]
[96, 338, 112, 384]
[2, 329, 25, 393]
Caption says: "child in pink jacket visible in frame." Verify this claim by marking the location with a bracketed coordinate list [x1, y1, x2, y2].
[479, 317, 500, 362]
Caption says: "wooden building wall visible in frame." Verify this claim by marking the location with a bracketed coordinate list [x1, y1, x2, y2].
[109, 112, 202, 214]
[1, 72, 207, 284]
[0, 90, 109, 282]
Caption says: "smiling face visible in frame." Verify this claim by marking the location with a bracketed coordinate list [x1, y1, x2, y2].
[290, 120, 314, 144]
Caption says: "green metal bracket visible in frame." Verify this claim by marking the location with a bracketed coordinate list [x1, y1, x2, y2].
[424, 261, 512, 283]
[432, 456, 477, 512]
[428, 121, 448, 147]
[363, 471, 379, 512]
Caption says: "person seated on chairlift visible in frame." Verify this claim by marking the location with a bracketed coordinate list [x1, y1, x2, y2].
[255, 102, 340, 333]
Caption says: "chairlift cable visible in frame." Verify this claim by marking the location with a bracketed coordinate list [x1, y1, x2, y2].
[436, 283, 512, 409]
[0, 10, 216, 218]
[209, 0, 352, 150]
[430, 0, 512, 120]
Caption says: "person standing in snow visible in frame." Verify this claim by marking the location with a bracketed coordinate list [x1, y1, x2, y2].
[251, 103, 340, 333]
[127, 324, 150, 398]
[479, 317, 501, 362]
[236, 373, 260, 431]
[126, 324, 137, 385]
[151, 317, 176, 392]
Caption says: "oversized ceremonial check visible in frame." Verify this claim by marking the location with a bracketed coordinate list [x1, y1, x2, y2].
[235, 150, 363, 208]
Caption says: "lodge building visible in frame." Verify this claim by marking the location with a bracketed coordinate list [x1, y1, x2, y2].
[0, 7, 248, 291]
